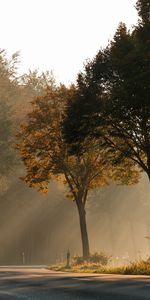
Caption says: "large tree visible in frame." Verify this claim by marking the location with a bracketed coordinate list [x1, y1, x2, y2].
[63, 0, 150, 181]
[17, 85, 137, 258]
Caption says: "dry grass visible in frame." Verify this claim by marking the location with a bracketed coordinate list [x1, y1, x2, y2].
[49, 259, 150, 275]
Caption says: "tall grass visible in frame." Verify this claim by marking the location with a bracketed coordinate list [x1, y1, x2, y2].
[49, 258, 150, 275]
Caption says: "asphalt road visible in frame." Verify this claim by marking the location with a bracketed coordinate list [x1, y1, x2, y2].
[0, 266, 150, 299]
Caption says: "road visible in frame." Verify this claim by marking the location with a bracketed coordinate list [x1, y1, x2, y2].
[0, 266, 150, 299]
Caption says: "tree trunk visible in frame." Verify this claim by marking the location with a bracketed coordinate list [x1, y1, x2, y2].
[147, 155, 150, 181]
[76, 200, 90, 259]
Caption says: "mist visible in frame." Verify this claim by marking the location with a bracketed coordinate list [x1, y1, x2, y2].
[0, 172, 150, 265]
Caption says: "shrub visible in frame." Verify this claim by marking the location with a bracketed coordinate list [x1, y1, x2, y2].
[89, 252, 110, 265]
[123, 260, 150, 275]
[73, 255, 85, 265]
[73, 252, 110, 266]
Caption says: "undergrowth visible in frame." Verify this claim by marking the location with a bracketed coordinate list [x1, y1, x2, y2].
[49, 258, 150, 275]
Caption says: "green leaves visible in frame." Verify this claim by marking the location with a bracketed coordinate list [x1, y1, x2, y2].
[63, 2, 150, 182]
[136, 0, 150, 23]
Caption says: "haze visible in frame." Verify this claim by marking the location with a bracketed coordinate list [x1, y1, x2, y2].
[1, 0, 149, 267]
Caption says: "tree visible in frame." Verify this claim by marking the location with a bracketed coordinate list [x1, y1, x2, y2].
[19, 69, 55, 97]
[0, 101, 14, 174]
[17, 84, 137, 258]
[136, 0, 150, 24]
[14, 69, 56, 126]
[105, 18, 150, 179]
[63, 48, 111, 150]
[63, 0, 150, 181]
[0, 49, 19, 191]
[0, 50, 55, 194]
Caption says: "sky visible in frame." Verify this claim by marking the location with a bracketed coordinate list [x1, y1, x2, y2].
[0, 0, 138, 85]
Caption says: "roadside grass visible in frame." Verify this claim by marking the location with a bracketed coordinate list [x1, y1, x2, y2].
[49, 260, 150, 275]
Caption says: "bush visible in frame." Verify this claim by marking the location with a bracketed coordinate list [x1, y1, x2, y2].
[123, 260, 150, 275]
[73, 252, 110, 266]
[89, 252, 110, 265]
[73, 256, 85, 265]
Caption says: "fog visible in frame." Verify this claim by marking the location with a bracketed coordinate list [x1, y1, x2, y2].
[0, 174, 150, 265]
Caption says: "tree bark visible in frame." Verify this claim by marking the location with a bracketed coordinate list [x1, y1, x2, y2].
[147, 155, 150, 181]
[76, 200, 90, 259]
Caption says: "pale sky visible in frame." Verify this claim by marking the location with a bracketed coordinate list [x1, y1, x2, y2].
[0, 0, 138, 85]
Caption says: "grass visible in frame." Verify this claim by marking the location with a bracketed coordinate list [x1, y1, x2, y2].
[49, 259, 150, 275]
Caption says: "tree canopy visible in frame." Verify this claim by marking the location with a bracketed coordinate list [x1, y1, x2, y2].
[136, 0, 150, 23]
[16, 85, 108, 258]
[0, 50, 19, 190]
[63, 0, 150, 181]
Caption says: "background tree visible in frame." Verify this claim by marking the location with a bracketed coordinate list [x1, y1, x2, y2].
[0, 49, 56, 195]
[0, 49, 19, 191]
[14, 69, 56, 127]
[19, 69, 55, 97]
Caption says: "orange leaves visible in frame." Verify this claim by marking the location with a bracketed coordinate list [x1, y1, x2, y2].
[17, 85, 73, 193]
[17, 82, 121, 205]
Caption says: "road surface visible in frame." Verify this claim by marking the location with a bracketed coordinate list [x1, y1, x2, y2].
[0, 266, 150, 299]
